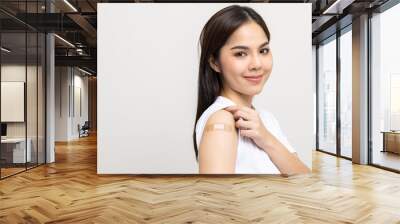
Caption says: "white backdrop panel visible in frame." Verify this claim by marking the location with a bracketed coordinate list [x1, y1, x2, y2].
[98, 3, 313, 174]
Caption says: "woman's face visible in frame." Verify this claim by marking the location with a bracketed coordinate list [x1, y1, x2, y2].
[211, 21, 273, 96]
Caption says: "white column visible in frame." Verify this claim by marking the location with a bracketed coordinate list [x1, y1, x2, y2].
[46, 1, 55, 163]
[352, 14, 369, 164]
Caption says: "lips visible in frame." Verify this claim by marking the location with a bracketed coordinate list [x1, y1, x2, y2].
[243, 75, 263, 84]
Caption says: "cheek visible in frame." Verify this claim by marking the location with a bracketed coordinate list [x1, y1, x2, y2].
[263, 55, 273, 71]
[222, 57, 248, 76]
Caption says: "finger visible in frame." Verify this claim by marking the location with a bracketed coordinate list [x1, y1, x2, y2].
[227, 105, 254, 113]
[241, 106, 259, 117]
[235, 118, 253, 130]
[233, 110, 252, 121]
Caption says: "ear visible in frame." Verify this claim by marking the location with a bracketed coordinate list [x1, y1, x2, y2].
[208, 56, 221, 73]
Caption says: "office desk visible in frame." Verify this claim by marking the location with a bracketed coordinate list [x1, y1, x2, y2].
[382, 131, 400, 154]
[1, 138, 32, 163]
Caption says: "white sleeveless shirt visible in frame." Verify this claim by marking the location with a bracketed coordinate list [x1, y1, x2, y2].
[195, 96, 296, 174]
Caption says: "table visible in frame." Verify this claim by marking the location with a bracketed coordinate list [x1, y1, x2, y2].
[381, 131, 400, 154]
[1, 138, 32, 163]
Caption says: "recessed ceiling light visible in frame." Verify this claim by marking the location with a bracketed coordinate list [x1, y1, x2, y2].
[1, 47, 11, 53]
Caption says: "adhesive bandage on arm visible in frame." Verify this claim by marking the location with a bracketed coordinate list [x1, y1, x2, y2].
[204, 123, 234, 133]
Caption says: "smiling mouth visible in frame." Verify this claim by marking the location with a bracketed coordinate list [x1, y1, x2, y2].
[243, 75, 263, 84]
[244, 74, 263, 78]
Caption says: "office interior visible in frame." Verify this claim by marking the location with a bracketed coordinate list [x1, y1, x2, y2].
[0, 0, 97, 179]
[0, 0, 399, 222]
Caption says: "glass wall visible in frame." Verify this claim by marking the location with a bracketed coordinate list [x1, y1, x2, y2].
[317, 23, 354, 160]
[339, 27, 352, 158]
[371, 3, 400, 171]
[0, 31, 28, 177]
[0, 1, 46, 179]
[317, 35, 337, 154]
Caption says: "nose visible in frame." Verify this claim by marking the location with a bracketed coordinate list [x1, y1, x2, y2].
[249, 54, 262, 71]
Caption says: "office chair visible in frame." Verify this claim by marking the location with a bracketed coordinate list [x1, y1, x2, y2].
[79, 121, 90, 138]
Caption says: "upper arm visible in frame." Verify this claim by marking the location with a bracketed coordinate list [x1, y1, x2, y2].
[198, 109, 238, 174]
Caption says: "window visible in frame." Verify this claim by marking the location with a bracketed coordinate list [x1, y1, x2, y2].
[370, 2, 400, 171]
[339, 28, 352, 158]
[318, 36, 337, 154]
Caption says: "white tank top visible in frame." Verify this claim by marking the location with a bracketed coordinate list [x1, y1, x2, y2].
[195, 96, 296, 174]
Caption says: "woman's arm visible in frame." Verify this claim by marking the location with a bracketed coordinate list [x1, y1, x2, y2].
[225, 106, 310, 175]
[259, 131, 310, 175]
[198, 110, 238, 174]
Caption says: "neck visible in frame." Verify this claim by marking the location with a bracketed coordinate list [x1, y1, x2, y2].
[221, 88, 254, 108]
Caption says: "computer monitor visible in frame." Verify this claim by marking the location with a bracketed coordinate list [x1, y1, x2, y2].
[1, 123, 7, 137]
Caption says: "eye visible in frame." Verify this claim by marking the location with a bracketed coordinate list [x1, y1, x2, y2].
[260, 48, 269, 54]
[234, 51, 247, 57]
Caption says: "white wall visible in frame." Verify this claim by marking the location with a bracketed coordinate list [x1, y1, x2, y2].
[55, 67, 69, 141]
[55, 67, 89, 141]
[72, 72, 89, 138]
[98, 3, 313, 174]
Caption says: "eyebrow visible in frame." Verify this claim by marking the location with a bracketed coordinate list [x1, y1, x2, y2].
[230, 41, 269, 50]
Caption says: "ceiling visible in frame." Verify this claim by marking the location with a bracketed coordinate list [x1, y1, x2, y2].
[0, 0, 393, 75]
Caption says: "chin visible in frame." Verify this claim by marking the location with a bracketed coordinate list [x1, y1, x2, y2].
[242, 87, 262, 96]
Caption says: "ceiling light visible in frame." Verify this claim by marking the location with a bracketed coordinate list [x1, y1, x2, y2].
[63, 0, 78, 12]
[78, 67, 93, 76]
[1, 47, 11, 53]
[323, 0, 341, 14]
[54, 34, 75, 48]
[322, 0, 355, 15]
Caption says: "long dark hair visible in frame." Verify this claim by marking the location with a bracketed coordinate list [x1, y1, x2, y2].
[193, 5, 271, 159]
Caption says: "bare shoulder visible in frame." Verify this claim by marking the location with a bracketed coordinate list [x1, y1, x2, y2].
[207, 109, 235, 124]
[198, 109, 238, 174]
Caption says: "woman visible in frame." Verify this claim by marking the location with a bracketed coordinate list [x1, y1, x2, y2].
[193, 5, 310, 175]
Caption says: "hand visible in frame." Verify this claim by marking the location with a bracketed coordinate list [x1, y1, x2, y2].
[225, 106, 310, 175]
[224, 105, 272, 150]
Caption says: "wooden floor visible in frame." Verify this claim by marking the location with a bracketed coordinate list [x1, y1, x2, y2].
[1, 134, 400, 223]
[0, 167, 26, 178]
